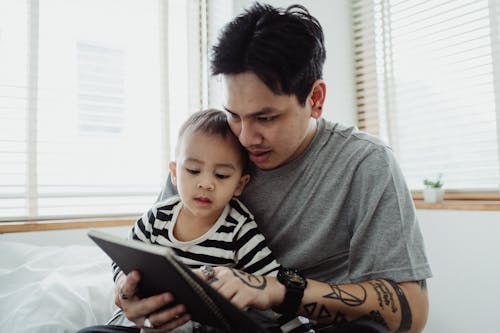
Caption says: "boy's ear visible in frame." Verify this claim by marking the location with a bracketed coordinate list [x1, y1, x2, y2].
[233, 174, 250, 197]
[168, 162, 177, 186]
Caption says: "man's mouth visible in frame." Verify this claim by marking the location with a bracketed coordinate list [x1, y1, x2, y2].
[248, 150, 271, 164]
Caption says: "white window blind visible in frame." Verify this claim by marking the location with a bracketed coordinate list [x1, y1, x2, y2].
[167, 0, 234, 158]
[353, 0, 500, 191]
[185, 0, 234, 113]
[0, 0, 168, 221]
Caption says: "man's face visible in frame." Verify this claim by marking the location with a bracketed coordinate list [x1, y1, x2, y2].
[223, 72, 320, 170]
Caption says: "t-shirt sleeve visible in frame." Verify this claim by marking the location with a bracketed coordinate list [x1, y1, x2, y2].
[346, 147, 432, 283]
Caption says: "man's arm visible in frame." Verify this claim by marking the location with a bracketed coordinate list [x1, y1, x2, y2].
[209, 268, 428, 333]
[297, 279, 428, 333]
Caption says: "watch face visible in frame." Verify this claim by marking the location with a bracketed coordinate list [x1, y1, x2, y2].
[280, 269, 307, 289]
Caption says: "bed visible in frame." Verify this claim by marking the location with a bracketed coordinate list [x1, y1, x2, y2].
[0, 240, 117, 333]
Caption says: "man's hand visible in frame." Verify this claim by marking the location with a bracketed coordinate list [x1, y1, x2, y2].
[115, 270, 191, 332]
[197, 267, 285, 310]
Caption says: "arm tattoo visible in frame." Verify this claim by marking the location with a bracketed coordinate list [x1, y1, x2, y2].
[331, 311, 348, 326]
[304, 302, 317, 317]
[230, 268, 267, 290]
[303, 302, 348, 326]
[385, 279, 412, 333]
[418, 279, 427, 291]
[323, 283, 367, 306]
[309, 281, 412, 330]
[368, 280, 397, 313]
[360, 310, 390, 330]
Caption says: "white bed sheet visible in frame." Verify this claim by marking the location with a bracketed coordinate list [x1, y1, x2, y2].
[0, 241, 117, 333]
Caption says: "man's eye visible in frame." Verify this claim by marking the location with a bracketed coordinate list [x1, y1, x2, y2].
[186, 168, 200, 175]
[226, 112, 241, 121]
[257, 116, 277, 122]
[216, 174, 230, 179]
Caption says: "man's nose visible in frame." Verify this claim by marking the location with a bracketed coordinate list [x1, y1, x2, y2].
[238, 121, 261, 147]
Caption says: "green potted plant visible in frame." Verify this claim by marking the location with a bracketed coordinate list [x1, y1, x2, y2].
[423, 173, 444, 203]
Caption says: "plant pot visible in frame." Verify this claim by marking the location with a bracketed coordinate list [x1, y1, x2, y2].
[423, 188, 444, 203]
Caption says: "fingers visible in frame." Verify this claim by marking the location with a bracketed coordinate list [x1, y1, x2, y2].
[128, 292, 175, 318]
[195, 265, 219, 285]
[145, 304, 191, 332]
[120, 270, 140, 299]
[209, 268, 252, 308]
[209, 267, 271, 310]
[116, 271, 193, 332]
[115, 271, 140, 308]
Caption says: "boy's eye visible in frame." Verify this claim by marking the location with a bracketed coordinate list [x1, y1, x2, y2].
[216, 174, 230, 179]
[186, 168, 200, 175]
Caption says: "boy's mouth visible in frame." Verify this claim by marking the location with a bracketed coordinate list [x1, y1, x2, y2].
[195, 197, 212, 205]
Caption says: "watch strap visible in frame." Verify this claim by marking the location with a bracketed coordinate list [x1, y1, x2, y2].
[273, 285, 304, 314]
[273, 268, 307, 315]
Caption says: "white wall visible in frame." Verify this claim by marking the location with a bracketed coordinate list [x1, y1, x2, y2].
[418, 210, 500, 333]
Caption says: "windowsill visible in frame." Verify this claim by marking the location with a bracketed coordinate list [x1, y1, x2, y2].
[0, 217, 136, 234]
[414, 199, 500, 211]
[413, 191, 500, 211]
[3, 192, 500, 234]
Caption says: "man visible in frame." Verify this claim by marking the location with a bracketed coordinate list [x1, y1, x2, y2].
[112, 3, 431, 333]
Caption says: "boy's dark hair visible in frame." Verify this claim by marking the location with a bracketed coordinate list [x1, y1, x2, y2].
[211, 2, 326, 105]
[177, 109, 250, 175]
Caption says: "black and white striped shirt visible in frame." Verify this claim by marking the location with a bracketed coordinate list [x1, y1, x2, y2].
[112, 196, 280, 281]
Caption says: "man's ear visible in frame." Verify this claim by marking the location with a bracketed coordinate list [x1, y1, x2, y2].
[168, 162, 177, 186]
[308, 80, 326, 119]
[233, 174, 250, 197]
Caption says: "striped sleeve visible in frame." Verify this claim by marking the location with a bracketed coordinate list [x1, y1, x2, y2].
[231, 199, 281, 276]
[111, 199, 178, 281]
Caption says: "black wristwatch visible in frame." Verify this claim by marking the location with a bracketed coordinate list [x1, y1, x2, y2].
[273, 267, 307, 315]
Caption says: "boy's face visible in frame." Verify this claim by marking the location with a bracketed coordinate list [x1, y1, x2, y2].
[169, 131, 249, 222]
[222, 72, 324, 170]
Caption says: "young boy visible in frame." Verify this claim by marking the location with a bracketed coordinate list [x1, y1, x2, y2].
[125, 108, 279, 275]
[108, 109, 283, 332]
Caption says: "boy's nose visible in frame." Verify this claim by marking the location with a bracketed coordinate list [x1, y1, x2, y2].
[197, 181, 214, 191]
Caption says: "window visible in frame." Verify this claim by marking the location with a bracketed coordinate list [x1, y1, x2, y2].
[352, 0, 500, 191]
[0, 0, 167, 221]
[0, 0, 235, 222]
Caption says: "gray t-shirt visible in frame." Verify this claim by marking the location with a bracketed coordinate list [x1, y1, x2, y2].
[159, 118, 432, 284]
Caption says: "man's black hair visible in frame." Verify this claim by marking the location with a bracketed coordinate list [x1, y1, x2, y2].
[211, 2, 326, 105]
